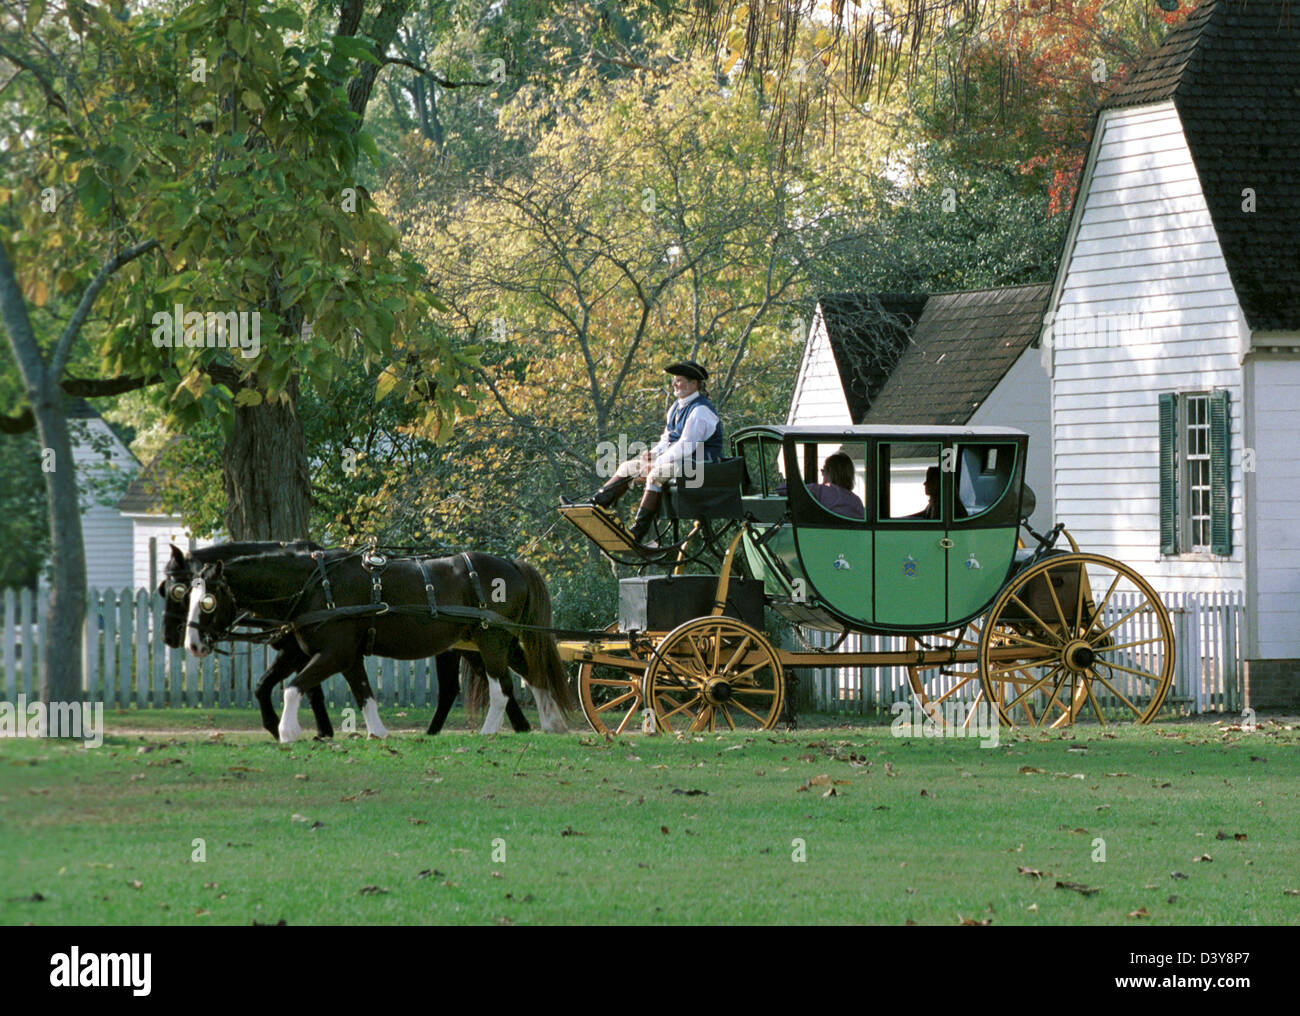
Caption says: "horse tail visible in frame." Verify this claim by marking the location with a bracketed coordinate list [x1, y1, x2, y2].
[512, 558, 576, 713]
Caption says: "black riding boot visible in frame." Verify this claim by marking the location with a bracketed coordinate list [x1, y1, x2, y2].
[590, 475, 632, 508]
[629, 490, 661, 544]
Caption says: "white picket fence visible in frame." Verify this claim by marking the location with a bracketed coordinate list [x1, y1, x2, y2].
[1, 585, 447, 710]
[1, 584, 1244, 719]
[797, 590, 1244, 718]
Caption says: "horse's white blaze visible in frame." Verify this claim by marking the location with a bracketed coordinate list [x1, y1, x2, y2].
[279, 686, 303, 744]
[184, 576, 209, 658]
[481, 676, 508, 735]
[362, 699, 387, 739]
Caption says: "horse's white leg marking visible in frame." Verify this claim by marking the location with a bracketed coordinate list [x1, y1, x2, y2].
[279, 687, 303, 744]
[481, 677, 508, 735]
[184, 577, 209, 658]
[531, 687, 566, 733]
[362, 698, 388, 739]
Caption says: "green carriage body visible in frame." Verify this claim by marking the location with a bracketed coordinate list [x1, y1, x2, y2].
[733, 425, 1031, 636]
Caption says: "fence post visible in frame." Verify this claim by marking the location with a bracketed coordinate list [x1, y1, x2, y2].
[84, 589, 100, 704]
[3, 588, 15, 702]
[135, 591, 150, 708]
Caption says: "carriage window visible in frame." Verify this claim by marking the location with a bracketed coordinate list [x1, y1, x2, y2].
[739, 437, 785, 497]
[955, 443, 1016, 518]
[782, 442, 867, 520]
[877, 442, 942, 520]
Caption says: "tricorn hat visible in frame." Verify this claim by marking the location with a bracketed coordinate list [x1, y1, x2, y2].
[664, 360, 708, 382]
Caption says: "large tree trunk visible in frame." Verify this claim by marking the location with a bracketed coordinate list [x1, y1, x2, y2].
[33, 387, 86, 709]
[0, 242, 84, 712]
[222, 375, 311, 540]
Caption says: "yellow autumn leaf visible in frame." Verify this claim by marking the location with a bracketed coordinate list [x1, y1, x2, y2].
[31, 279, 48, 306]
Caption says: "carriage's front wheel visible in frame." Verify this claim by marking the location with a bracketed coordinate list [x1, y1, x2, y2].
[576, 623, 645, 736]
[978, 553, 1174, 727]
[641, 617, 785, 733]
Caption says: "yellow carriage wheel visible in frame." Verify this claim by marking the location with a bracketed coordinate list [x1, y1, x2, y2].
[905, 622, 986, 730]
[978, 553, 1174, 727]
[576, 623, 645, 736]
[641, 617, 785, 733]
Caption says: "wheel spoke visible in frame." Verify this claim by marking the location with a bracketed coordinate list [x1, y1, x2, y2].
[1008, 593, 1066, 645]
[1091, 603, 1158, 644]
[594, 690, 637, 713]
[1100, 635, 1167, 653]
[1085, 678, 1107, 726]
[728, 697, 767, 723]
[1088, 669, 1145, 717]
[657, 692, 702, 722]
[1082, 571, 1123, 640]
[1096, 658, 1167, 683]
[721, 634, 752, 676]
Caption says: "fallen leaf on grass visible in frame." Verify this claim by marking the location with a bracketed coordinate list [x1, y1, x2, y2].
[407, 818, 427, 826]
[1017, 866, 1045, 879]
[671, 788, 707, 796]
[1018, 766, 1047, 775]
[195, 908, 211, 917]
[1283, 889, 1300, 896]
[1104, 772, 1131, 777]
[416, 869, 444, 880]
[290, 814, 310, 823]
[1192, 853, 1212, 863]
[1054, 881, 1099, 896]
[660, 826, 670, 835]
[359, 886, 388, 896]
[1171, 872, 1190, 880]
[128, 880, 143, 890]
[1027, 903, 1038, 913]
[1127, 907, 1149, 919]
[560, 826, 583, 836]
[821, 787, 838, 798]
[958, 914, 992, 926]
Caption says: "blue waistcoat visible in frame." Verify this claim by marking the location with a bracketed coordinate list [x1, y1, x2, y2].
[666, 395, 724, 463]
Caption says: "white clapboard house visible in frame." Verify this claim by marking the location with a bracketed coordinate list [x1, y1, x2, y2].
[1042, 0, 1300, 706]
[116, 446, 209, 590]
[67, 398, 138, 591]
[789, 286, 1054, 531]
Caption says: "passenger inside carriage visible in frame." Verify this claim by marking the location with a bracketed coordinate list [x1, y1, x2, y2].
[778, 451, 866, 519]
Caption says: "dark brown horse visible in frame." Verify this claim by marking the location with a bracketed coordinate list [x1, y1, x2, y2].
[160, 544, 531, 739]
[185, 549, 574, 742]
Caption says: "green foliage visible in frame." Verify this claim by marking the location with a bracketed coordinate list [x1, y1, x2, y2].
[0, 431, 50, 589]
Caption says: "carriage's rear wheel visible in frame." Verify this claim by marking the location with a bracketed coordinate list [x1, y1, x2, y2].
[978, 553, 1174, 727]
[641, 617, 784, 733]
[576, 623, 646, 736]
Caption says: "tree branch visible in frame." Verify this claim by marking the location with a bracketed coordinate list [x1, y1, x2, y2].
[50, 239, 161, 380]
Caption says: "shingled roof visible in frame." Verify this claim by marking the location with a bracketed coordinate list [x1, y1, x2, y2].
[1101, 0, 1300, 331]
[817, 292, 928, 421]
[859, 283, 1051, 426]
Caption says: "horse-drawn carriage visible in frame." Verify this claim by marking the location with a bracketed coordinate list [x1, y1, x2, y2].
[558, 425, 1174, 734]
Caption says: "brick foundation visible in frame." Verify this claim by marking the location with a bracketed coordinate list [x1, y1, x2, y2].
[1243, 659, 1300, 710]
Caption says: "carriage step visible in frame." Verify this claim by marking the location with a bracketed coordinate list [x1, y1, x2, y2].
[557, 503, 649, 556]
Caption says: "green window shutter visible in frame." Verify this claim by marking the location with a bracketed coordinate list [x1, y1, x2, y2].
[1158, 393, 1178, 555]
[1210, 389, 1231, 555]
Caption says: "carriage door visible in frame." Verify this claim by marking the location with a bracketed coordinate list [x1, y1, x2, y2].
[945, 441, 1023, 623]
[873, 441, 947, 628]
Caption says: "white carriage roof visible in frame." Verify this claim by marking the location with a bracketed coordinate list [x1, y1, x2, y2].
[737, 425, 1028, 440]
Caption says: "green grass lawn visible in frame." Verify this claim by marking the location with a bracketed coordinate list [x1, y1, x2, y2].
[2, 708, 1298, 925]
